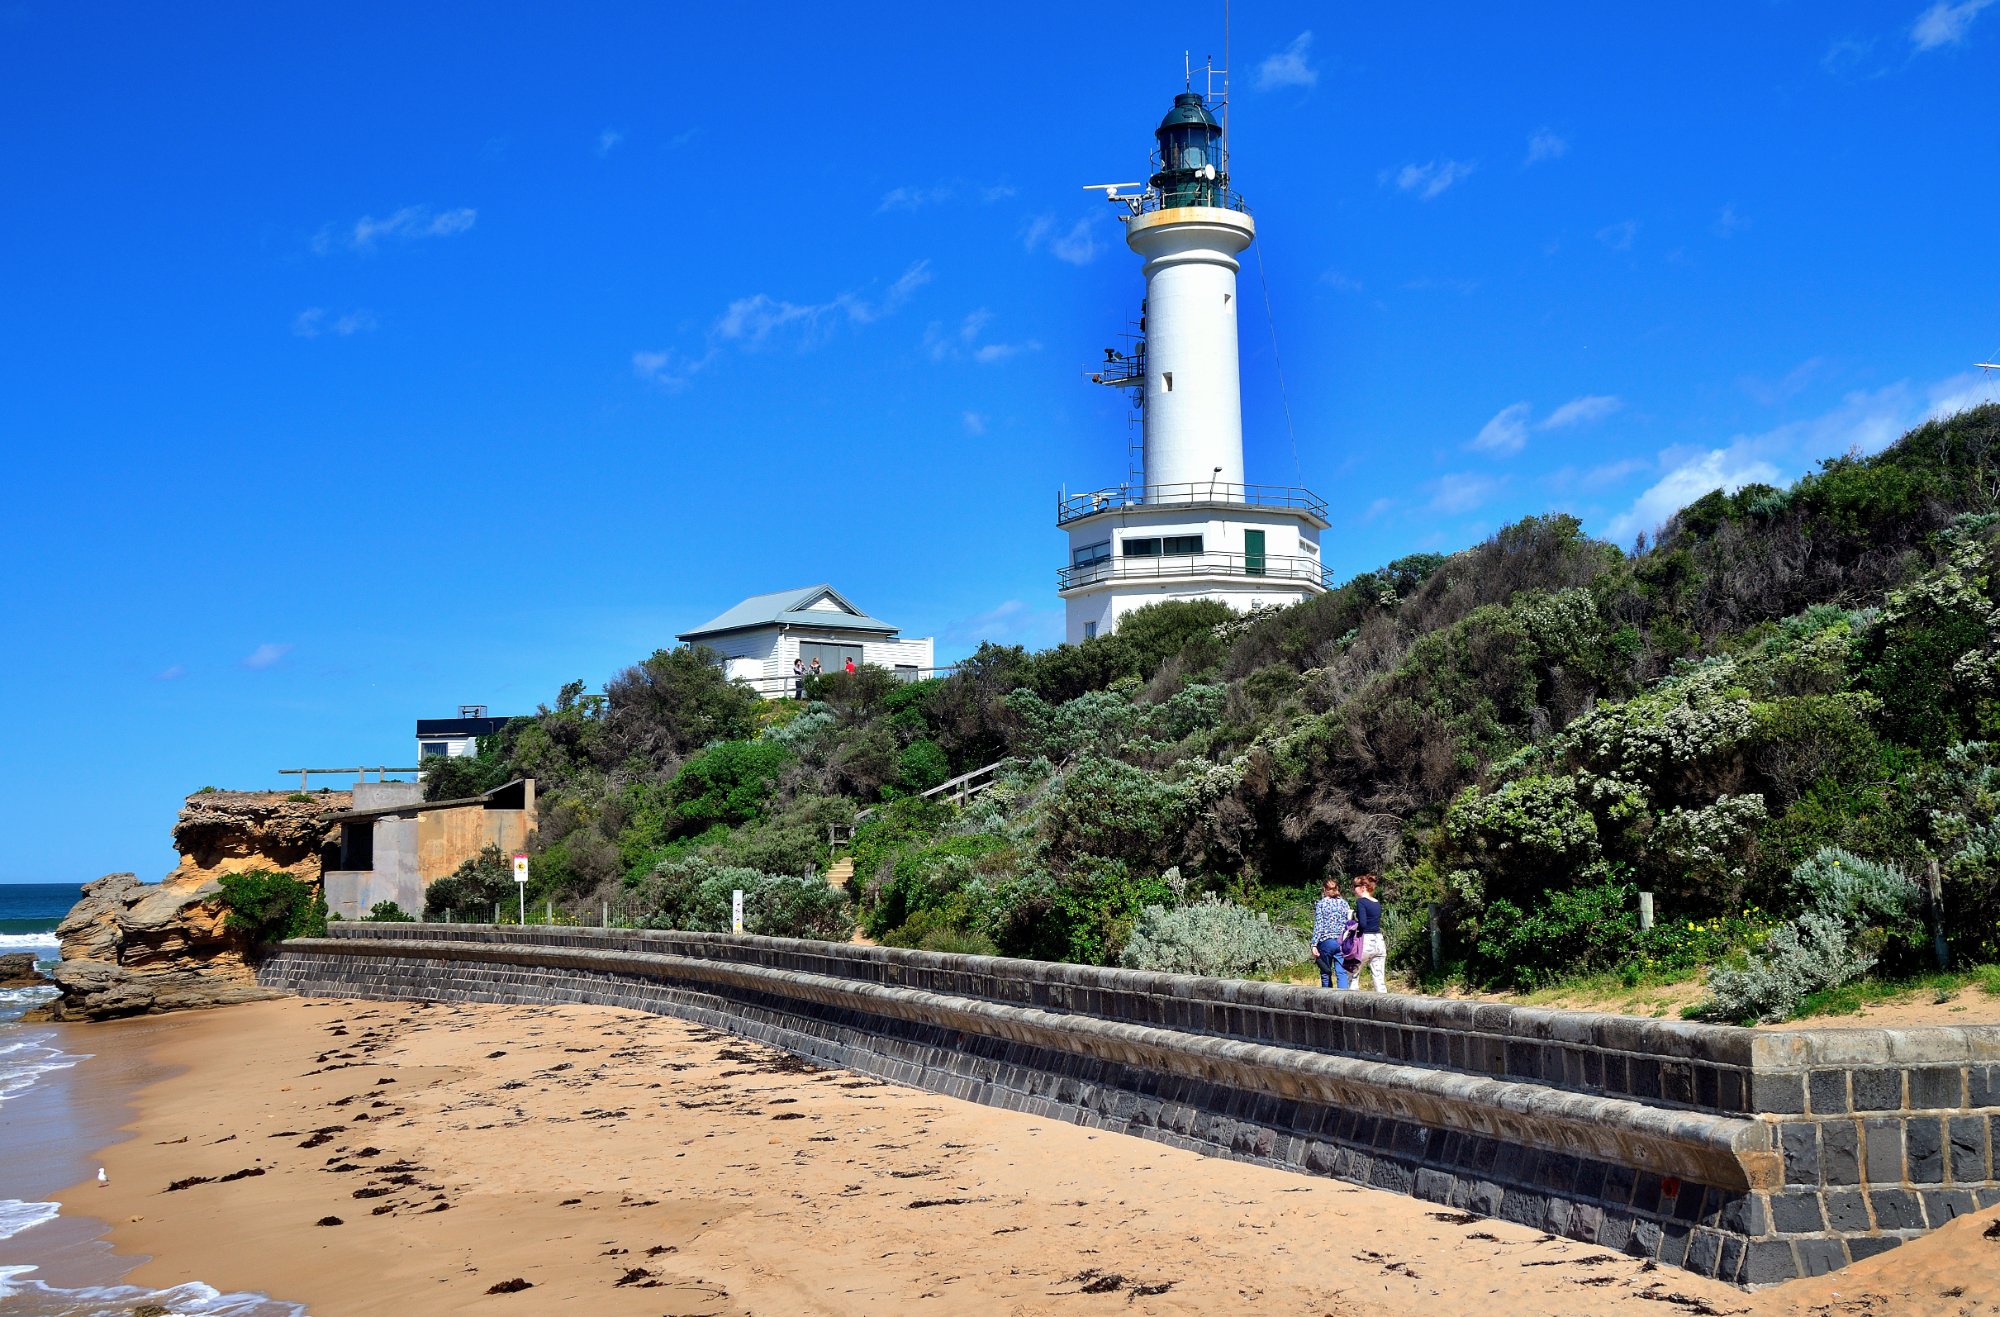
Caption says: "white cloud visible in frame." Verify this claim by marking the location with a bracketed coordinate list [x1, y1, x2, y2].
[1596, 219, 1640, 251]
[1604, 450, 1781, 546]
[1822, 36, 1876, 74]
[1714, 203, 1751, 238]
[1739, 357, 1824, 406]
[1429, 472, 1502, 514]
[713, 260, 933, 346]
[1387, 159, 1475, 200]
[1321, 270, 1364, 293]
[1600, 374, 2000, 544]
[1524, 128, 1568, 166]
[1468, 395, 1623, 455]
[1542, 394, 1623, 429]
[315, 204, 477, 254]
[156, 664, 186, 681]
[242, 643, 292, 670]
[878, 181, 1017, 213]
[632, 347, 717, 392]
[1928, 369, 2000, 420]
[292, 308, 377, 338]
[1913, 0, 1993, 50]
[632, 262, 933, 391]
[1024, 214, 1102, 265]
[596, 129, 623, 157]
[1255, 32, 1318, 91]
[962, 412, 988, 436]
[1362, 497, 1397, 522]
[925, 308, 1039, 364]
[1469, 402, 1532, 454]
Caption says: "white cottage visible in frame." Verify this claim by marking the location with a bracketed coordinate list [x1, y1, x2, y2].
[678, 585, 935, 698]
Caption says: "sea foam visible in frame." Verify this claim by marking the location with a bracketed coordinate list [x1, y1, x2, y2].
[0, 1266, 309, 1316]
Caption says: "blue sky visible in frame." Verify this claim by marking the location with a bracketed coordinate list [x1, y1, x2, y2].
[2, 2, 1996, 884]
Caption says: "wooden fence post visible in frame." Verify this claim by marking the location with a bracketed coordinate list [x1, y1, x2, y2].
[1638, 892, 1655, 932]
[1928, 857, 1949, 971]
[1427, 904, 1441, 974]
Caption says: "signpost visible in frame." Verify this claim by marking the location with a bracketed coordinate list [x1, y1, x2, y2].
[513, 853, 529, 925]
[731, 889, 744, 935]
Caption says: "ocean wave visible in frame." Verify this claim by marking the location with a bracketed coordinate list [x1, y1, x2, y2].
[0, 933, 60, 955]
[0, 1201, 58, 1242]
[0, 1034, 82, 1106]
[0, 1266, 309, 1316]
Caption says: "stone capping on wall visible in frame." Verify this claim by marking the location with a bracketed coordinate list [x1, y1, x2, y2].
[299, 932, 1773, 1190]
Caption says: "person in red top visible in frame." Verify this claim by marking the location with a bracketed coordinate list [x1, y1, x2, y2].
[844, 657, 856, 675]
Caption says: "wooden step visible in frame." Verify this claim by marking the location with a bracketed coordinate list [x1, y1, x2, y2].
[825, 858, 855, 889]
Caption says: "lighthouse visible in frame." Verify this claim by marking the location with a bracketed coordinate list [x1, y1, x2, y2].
[1058, 88, 1329, 644]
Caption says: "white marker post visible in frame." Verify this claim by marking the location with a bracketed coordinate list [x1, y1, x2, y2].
[513, 852, 529, 925]
[731, 889, 744, 935]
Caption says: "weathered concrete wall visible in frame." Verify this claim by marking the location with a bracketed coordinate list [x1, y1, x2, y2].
[259, 925, 2000, 1286]
[415, 805, 529, 881]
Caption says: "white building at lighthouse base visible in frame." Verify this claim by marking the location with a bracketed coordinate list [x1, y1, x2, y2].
[1057, 484, 1330, 644]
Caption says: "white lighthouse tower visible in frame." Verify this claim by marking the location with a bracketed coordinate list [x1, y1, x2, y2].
[1058, 88, 1328, 643]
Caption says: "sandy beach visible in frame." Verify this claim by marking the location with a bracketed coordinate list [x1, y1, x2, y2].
[41, 997, 2000, 1315]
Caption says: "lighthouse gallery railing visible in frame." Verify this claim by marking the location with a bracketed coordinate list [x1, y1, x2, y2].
[1057, 550, 1332, 592]
[1056, 481, 1328, 526]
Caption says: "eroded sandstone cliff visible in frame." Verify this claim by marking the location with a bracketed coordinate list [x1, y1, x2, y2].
[42, 790, 351, 1021]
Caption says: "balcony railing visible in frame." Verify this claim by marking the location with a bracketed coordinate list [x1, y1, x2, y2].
[1124, 186, 1252, 217]
[1056, 481, 1328, 526]
[1058, 550, 1332, 592]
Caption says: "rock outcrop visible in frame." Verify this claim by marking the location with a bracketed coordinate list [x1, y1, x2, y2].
[42, 789, 351, 1022]
[0, 952, 47, 988]
[171, 789, 349, 883]
[40, 871, 285, 1020]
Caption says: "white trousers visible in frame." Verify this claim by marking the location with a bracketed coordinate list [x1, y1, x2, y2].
[1350, 933, 1387, 993]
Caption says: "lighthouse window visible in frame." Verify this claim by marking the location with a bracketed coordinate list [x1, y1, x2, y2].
[1123, 536, 1202, 557]
[1162, 372, 1174, 392]
[1072, 540, 1110, 566]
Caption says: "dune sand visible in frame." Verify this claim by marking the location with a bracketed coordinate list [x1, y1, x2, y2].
[48, 998, 2000, 1315]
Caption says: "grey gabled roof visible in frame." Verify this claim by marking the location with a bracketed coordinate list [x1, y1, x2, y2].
[677, 584, 899, 640]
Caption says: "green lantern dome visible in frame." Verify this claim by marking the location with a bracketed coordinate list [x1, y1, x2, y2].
[1149, 91, 1228, 209]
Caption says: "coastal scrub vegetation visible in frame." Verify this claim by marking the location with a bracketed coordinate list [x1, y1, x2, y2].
[450, 406, 2000, 1016]
[217, 869, 328, 946]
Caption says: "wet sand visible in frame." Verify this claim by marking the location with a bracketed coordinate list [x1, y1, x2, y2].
[51, 997, 2000, 1314]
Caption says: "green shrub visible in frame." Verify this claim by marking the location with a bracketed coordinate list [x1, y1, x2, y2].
[1471, 877, 1639, 990]
[363, 901, 416, 922]
[897, 739, 950, 792]
[1118, 897, 1308, 978]
[216, 869, 327, 945]
[423, 846, 518, 920]
[1699, 848, 1922, 1022]
[634, 856, 853, 941]
[665, 740, 791, 834]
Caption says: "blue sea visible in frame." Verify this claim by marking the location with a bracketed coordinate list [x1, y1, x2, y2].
[0, 882, 306, 1315]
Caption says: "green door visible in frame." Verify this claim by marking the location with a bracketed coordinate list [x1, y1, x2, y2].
[1244, 529, 1266, 576]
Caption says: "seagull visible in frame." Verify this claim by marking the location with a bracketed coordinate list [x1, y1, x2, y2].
[97, 1168, 107, 1186]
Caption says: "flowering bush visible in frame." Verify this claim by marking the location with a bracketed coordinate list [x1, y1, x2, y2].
[1118, 897, 1308, 978]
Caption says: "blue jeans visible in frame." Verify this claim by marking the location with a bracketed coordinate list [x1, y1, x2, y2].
[1316, 939, 1350, 990]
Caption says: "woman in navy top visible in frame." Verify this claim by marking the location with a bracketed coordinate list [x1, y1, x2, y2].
[1351, 874, 1387, 993]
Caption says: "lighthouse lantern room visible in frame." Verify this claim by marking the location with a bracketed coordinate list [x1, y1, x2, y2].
[1057, 87, 1329, 644]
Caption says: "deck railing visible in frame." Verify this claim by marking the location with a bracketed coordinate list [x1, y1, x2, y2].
[1058, 550, 1332, 592]
[1056, 481, 1327, 526]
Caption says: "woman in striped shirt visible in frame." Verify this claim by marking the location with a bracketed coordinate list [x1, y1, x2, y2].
[1311, 876, 1352, 990]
